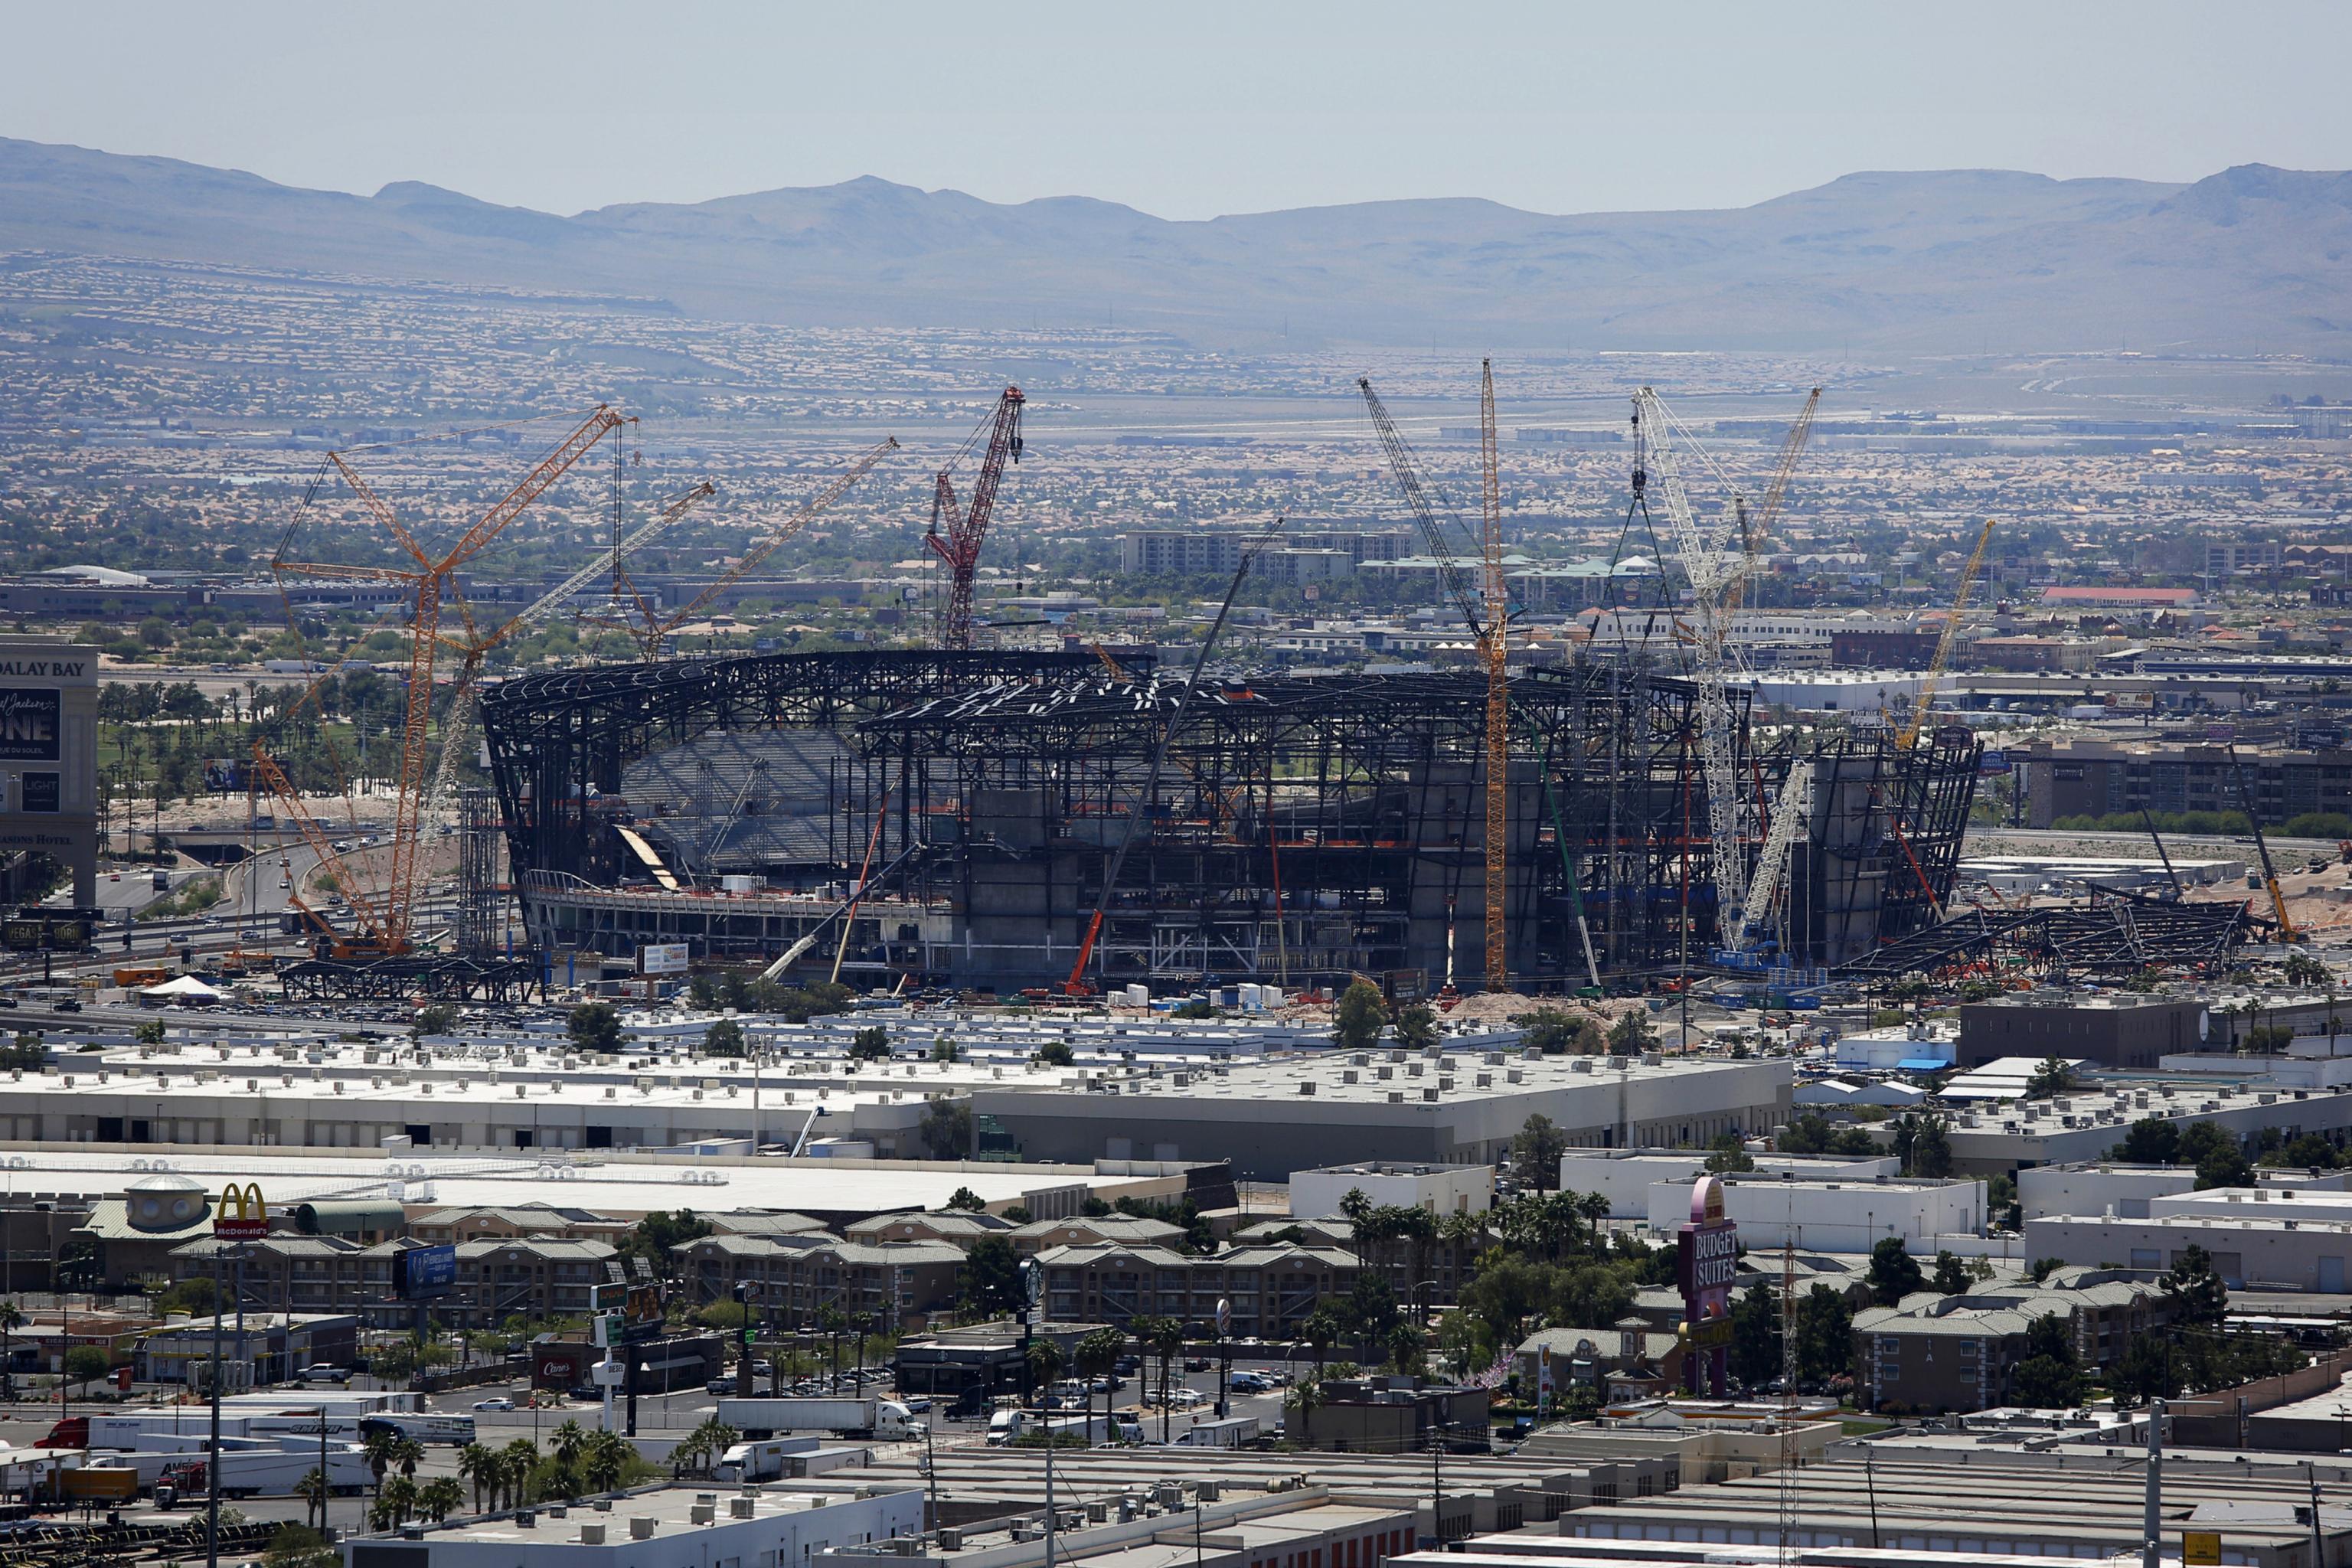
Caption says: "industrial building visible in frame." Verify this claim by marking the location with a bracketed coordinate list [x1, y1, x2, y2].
[1560, 1149, 1900, 1220]
[1290, 1161, 1495, 1220]
[336, 1481, 924, 1568]
[1642, 1172, 1986, 1254]
[965, 1049, 1791, 1179]
[2024, 1186, 2352, 1291]
[2019, 734, 2352, 828]
[1955, 991, 2210, 1070]
[479, 648, 1981, 993]
[1923, 1078, 2352, 1175]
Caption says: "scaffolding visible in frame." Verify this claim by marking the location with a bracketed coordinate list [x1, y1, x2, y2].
[453, 786, 506, 958]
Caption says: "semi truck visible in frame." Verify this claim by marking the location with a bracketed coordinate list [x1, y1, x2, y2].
[1171, 1414, 1260, 1449]
[714, 1396, 924, 1441]
[985, 1410, 1142, 1447]
[111, 1442, 373, 1503]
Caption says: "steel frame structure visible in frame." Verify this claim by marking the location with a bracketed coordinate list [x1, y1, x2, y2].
[479, 648, 1981, 990]
[1837, 888, 2257, 982]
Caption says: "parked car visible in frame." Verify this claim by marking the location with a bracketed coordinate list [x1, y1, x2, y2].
[472, 1397, 516, 1412]
[1227, 1372, 1270, 1393]
[52, 998, 80, 1013]
[296, 1365, 351, 1385]
[1184, 1357, 1210, 1372]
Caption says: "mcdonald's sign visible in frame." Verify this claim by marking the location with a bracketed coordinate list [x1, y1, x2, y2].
[213, 1183, 270, 1240]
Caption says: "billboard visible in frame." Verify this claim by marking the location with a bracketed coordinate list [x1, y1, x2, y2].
[213, 1182, 270, 1241]
[637, 942, 690, 976]
[393, 1243, 458, 1300]
[1674, 1175, 1737, 1396]
[0, 691, 60, 762]
[591, 1279, 665, 1341]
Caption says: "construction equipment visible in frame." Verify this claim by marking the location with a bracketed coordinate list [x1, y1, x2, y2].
[1630, 388, 1752, 939]
[2226, 744, 2299, 942]
[927, 388, 1025, 651]
[430, 479, 718, 817]
[1898, 515, 1998, 752]
[619, 439, 897, 659]
[1736, 758, 1814, 958]
[259, 403, 626, 956]
[1061, 518, 1285, 997]
[2140, 805, 2187, 902]
[1357, 372, 1511, 988]
[1725, 387, 1819, 621]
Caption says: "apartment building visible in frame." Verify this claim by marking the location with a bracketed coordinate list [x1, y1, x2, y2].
[1852, 1268, 2174, 1414]
[2020, 738, 2352, 828]
[406, 1204, 635, 1246]
[168, 1235, 619, 1330]
[1035, 1240, 1358, 1336]
[671, 1232, 965, 1329]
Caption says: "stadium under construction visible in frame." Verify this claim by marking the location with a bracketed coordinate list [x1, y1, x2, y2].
[474, 647, 1988, 995]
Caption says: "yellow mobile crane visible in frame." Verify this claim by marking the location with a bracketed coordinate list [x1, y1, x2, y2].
[1899, 516, 2000, 752]
[2227, 743, 2300, 942]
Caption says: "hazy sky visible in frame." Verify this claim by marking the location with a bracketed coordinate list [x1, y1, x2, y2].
[8, 2, 2347, 220]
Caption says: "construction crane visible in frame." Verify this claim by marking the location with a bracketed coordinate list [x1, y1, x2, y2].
[2226, 743, 2299, 942]
[258, 403, 626, 956]
[1631, 387, 1753, 940]
[427, 480, 718, 817]
[1724, 387, 1820, 621]
[927, 387, 1026, 651]
[1898, 515, 1999, 752]
[1061, 518, 1285, 998]
[1358, 372, 1512, 988]
[609, 439, 897, 659]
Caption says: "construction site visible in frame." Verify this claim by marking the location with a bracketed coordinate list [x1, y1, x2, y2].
[242, 377, 2275, 1004]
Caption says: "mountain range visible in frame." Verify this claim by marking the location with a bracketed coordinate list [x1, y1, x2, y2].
[5, 136, 2349, 354]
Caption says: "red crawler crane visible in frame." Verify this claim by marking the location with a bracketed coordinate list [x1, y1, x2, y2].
[926, 386, 1025, 650]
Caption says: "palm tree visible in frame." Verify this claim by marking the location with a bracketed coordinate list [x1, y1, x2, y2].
[387, 1435, 426, 1484]
[0, 1299, 21, 1400]
[547, 1420, 587, 1475]
[1338, 1187, 1374, 1263]
[1284, 1377, 1324, 1442]
[500, 1438, 541, 1510]
[1074, 1327, 1125, 1441]
[1299, 1304, 1343, 1379]
[1025, 1336, 1063, 1406]
[456, 1443, 495, 1514]
[1141, 1314, 1184, 1444]
[676, 1416, 739, 1477]
[371, 1475, 420, 1532]
[418, 1477, 465, 1524]
[580, 1429, 631, 1494]
[361, 1428, 400, 1497]
[296, 1467, 328, 1531]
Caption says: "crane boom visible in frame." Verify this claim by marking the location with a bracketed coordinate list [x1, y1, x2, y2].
[1355, 378, 1489, 640]
[656, 439, 897, 652]
[1899, 516, 1998, 752]
[1063, 518, 1285, 996]
[1478, 359, 1510, 990]
[1726, 387, 1819, 618]
[2227, 743, 2299, 941]
[1634, 387, 1751, 935]
[927, 390, 1025, 651]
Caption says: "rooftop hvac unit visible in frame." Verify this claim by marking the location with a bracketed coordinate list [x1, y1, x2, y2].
[1508, 1069, 1524, 1084]
[1342, 1070, 1359, 1085]
[1388, 1091, 1406, 1104]
[1439, 1076, 1454, 1091]
[1422, 1087, 1439, 1102]
[938, 1529, 963, 1551]
[629, 1517, 656, 1540]
[1476, 1073, 1492, 1089]
[730, 1498, 756, 1520]
[578, 1525, 606, 1545]
[1298, 1081, 1317, 1096]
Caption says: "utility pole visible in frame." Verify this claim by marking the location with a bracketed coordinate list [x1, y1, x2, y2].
[206, 1246, 224, 1568]
[2142, 1399, 2164, 1568]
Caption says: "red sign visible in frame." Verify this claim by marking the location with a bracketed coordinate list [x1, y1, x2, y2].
[1675, 1175, 1739, 1324]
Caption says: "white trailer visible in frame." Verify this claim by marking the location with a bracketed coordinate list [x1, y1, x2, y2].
[715, 1396, 923, 1440]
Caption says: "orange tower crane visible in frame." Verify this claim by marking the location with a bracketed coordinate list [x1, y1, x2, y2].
[258, 403, 626, 956]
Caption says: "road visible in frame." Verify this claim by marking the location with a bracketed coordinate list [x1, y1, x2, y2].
[0, 1361, 1294, 1534]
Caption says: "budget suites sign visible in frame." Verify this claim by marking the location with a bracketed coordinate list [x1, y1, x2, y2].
[1674, 1174, 1738, 1394]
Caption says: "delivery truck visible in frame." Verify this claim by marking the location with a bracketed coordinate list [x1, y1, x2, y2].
[149, 1442, 372, 1504]
[714, 1396, 924, 1441]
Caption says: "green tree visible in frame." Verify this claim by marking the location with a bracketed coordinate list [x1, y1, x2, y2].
[1779, 1111, 1877, 1158]
[2024, 1056, 2074, 1099]
[1932, 1251, 1971, 1295]
[1393, 1002, 1439, 1051]
[579, 1429, 632, 1493]
[1075, 1325, 1126, 1435]
[848, 1026, 892, 1062]
[263, 1523, 336, 1568]
[2182, 1125, 2253, 1189]
[567, 1003, 624, 1055]
[370, 1476, 420, 1531]
[1728, 1279, 1782, 1390]
[2111, 1117, 2182, 1164]
[1514, 1008, 1584, 1055]
[930, 1036, 962, 1063]
[2010, 1313, 2081, 1408]
[1607, 1010, 1654, 1057]
[1300, 1303, 1345, 1378]
[62, 1344, 111, 1391]
[946, 1186, 988, 1212]
[1794, 1284, 1852, 1387]
[1034, 1040, 1075, 1067]
[2109, 1335, 2182, 1407]
[2161, 1243, 2229, 1326]
[1511, 1114, 1568, 1192]
[702, 1018, 748, 1058]
[417, 1476, 465, 1524]
[135, 1018, 167, 1045]
[1025, 1335, 1063, 1397]
[920, 1099, 972, 1160]
[1866, 1239, 1924, 1307]
[457, 1442, 495, 1513]
[961, 1233, 1026, 1318]
[1704, 1132, 1755, 1174]
[617, 1208, 712, 1276]
[1333, 979, 1386, 1050]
